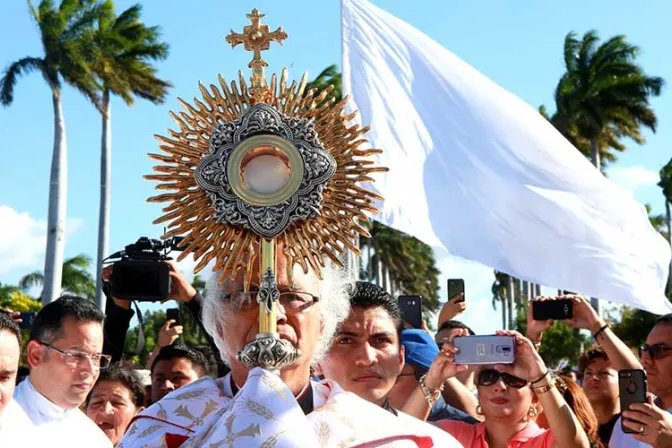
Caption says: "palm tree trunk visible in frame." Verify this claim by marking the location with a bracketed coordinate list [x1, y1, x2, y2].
[506, 276, 515, 330]
[42, 91, 68, 304]
[666, 201, 672, 295]
[590, 136, 602, 316]
[95, 90, 111, 310]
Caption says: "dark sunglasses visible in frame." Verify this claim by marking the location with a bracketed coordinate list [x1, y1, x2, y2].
[639, 344, 672, 360]
[477, 369, 528, 389]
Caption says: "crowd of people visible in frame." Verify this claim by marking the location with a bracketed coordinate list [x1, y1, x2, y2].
[0, 258, 670, 447]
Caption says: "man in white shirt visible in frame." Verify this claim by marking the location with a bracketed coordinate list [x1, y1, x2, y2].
[13, 295, 113, 447]
[610, 313, 672, 448]
[0, 311, 32, 444]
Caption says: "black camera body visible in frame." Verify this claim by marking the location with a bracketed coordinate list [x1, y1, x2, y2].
[109, 237, 184, 302]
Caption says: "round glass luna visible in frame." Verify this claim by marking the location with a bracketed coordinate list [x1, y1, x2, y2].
[227, 134, 304, 207]
[241, 147, 291, 194]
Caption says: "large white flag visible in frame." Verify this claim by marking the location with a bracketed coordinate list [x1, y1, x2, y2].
[341, 0, 672, 314]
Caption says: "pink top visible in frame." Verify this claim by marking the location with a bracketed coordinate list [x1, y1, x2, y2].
[436, 420, 555, 448]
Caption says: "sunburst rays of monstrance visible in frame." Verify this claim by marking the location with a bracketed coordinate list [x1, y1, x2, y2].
[144, 9, 387, 370]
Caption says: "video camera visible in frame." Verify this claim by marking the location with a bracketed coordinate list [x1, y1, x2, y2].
[107, 236, 185, 302]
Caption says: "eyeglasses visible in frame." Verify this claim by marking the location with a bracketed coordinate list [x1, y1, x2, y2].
[39, 342, 112, 369]
[477, 369, 528, 389]
[639, 344, 672, 361]
[221, 291, 320, 313]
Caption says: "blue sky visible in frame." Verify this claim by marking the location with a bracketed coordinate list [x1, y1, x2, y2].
[1, 0, 670, 333]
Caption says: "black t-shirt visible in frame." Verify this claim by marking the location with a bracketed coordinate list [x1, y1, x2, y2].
[598, 413, 620, 446]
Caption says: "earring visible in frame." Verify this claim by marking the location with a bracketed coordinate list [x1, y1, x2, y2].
[476, 405, 484, 415]
[527, 406, 539, 419]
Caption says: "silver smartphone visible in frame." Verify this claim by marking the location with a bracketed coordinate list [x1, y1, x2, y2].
[454, 335, 516, 365]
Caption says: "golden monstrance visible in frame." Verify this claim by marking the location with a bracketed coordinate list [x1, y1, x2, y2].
[145, 9, 386, 370]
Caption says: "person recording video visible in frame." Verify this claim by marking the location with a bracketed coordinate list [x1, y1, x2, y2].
[101, 259, 228, 377]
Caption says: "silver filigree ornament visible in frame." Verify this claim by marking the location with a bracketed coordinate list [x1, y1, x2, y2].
[194, 104, 337, 239]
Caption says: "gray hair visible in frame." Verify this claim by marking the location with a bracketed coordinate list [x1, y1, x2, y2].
[201, 263, 352, 366]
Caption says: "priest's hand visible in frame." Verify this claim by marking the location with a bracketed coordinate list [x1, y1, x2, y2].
[526, 297, 554, 347]
[493, 330, 547, 382]
[622, 397, 672, 448]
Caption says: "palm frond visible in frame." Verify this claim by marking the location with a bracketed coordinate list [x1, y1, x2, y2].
[19, 271, 45, 290]
[0, 57, 46, 105]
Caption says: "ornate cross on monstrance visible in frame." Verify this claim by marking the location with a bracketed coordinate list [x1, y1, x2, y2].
[226, 9, 287, 89]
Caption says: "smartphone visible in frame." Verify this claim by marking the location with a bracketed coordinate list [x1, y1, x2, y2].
[619, 369, 647, 434]
[532, 299, 573, 320]
[454, 335, 516, 365]
[166, 308, 181, 327]
[398, 295, 423, 329]
[19, 312, 37, 330]
[447, 279, 465, 303]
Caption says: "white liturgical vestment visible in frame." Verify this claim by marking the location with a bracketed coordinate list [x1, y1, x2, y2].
[0, 399, 34, 445]
[13, 378, 112, 447]
[120, 367, 462, 447]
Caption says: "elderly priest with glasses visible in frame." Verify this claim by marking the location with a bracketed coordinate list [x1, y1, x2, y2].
[13, 296, 113, 447]
[119, 9, 461, 448]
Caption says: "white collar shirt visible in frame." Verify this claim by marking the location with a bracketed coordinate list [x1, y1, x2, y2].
[13, 378, 112, 447]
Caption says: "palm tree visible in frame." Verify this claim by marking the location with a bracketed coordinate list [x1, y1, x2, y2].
[305, 64, 341, 103]
[546, 31, 664, 170]
[542, 31, 664, 314]
[89, 2, 171, 309]
[19, 254, 96, 300]
[658, 158, 672, 294]
[0, 0, 104, 304]
[491, 271, 515, 329]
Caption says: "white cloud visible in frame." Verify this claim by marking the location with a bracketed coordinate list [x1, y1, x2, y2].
[0, 205, 84, 277]
[0, 206, 47, 275]
[607, 165, 660, 192]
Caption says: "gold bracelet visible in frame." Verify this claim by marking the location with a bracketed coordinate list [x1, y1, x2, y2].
[419, 374, 444, 405]
[532, 377, 556, 395]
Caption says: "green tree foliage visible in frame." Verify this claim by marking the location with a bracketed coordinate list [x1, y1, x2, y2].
[611, 307, 659, 349]
[123, 309, 165, 366]
[19, 254, 96, 300]
[542, 31, 664, 169]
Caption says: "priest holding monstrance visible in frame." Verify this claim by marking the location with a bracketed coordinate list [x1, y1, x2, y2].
[119, 10, 461, 448]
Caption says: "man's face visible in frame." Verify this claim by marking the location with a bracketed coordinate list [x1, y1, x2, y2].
[151, 357, 201, 403]
[0, 330, 20, 416]
[320, 306, 403, 406]
[219, 255, 323, 380]
[27, 317, 103, 409]
[388, 364, 418, 409]
[86, 380, 143, 446]
[582, 357, 619, 406]
[641, 323, 672, 398]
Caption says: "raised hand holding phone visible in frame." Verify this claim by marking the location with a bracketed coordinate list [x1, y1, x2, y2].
[492, 330, 547, 382]
[527, 297, 555, 345]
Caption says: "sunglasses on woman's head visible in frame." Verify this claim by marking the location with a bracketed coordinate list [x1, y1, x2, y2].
[477, 369, 528, 389]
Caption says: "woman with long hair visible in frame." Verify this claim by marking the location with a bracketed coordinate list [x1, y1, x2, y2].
[537, 375, 604, 448]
